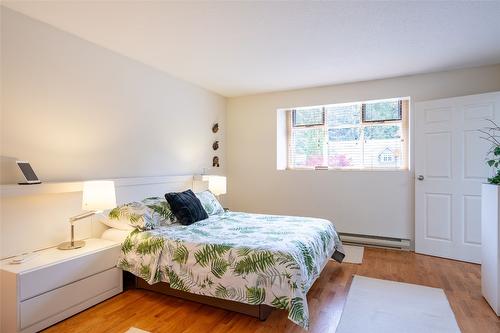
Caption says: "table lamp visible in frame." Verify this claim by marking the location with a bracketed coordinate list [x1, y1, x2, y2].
[205, 175, 227, 197]
[58, 180, 117, 250]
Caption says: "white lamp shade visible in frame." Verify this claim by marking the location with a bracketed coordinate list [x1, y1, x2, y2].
[82, 180, 117, 211]
[206, 176, 227, 196]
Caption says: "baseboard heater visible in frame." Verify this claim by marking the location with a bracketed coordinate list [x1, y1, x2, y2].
[339, 233, 411, 251]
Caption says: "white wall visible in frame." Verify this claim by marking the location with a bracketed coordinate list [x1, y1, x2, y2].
[2, 6, 500, 246]
[0, 7, 226, 184]
[226, 65, 500, 240]
[0, 176, 195, 259]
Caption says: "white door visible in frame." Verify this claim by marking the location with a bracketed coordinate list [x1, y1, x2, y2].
[415, 92, 500, 263]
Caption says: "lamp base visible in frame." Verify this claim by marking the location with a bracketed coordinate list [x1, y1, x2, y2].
[57, 240, 86, 250]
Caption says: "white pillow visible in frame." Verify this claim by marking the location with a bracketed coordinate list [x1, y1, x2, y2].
[195, 190, 224, 215]
[97, 213, 135, 231]
[101, 197, 176, 231]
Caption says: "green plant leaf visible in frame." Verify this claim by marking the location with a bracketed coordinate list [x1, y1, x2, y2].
[294, 241, 315, 275]
[236, 247, 252, 257]
[139, 263, 151, 281]
[215, 284, 229, 298]
[118, 258, 131, 270]
[173, 244, 189, 264]
[154, 268, 162, 282]
[210, 257, 229, 278]
[233, 251, 275, 275]
[488, 170, 500, 184]
[246, 286, 266, 304]
[147, 202, 173, 220]
[256, 267, 289, 288]
[226, 287, 246, 302]
[108, 207, 121, 220]
[121, 236, 134, 254]
[129, 213, 143, 224]
[271, 296, 290, 310]
[275, 252, 300, 270]
[319, 230, 332, 253]
[136, 237, 165, 255]
[167, 269, 190, 292]
[194, 244, 231, 267]
[289, 297, 305, 323]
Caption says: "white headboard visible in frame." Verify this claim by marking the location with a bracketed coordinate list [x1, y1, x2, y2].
[0, 175, 206, 259]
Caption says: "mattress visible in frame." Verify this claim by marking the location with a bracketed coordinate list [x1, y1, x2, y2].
[118, 211, 344, 329]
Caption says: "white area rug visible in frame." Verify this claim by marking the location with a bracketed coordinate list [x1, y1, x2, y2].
[125, 328, 150, 333]
[336, 275, 460, 333]
[342, 245, 364, 264]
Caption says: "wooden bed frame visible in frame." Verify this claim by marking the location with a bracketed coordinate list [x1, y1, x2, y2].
[125, 272, 273, 321]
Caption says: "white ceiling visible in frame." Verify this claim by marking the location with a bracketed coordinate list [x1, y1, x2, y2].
[3, 1, 500, 97]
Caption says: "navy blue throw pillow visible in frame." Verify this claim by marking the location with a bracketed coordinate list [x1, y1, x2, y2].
[165, 189, 208, 225]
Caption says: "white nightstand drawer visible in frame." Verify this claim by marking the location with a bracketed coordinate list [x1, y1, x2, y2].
[20, 267, 121, 330]
[19, 245, 120, 300]
[1, 239, 123, 333]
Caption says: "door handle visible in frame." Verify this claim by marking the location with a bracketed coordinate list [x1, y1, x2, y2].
[417, 175, 424, 181]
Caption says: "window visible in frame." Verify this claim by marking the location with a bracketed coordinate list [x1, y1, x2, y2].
[293, 107, 324, 127]
[285, 98, 409, 170]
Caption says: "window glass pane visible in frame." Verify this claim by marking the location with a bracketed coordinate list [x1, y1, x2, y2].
[293, 108, 324, 126]
[328, 142, 362, 168]
[328, 127, 360, 141]
[363, 100, 401, 121]
[363, 124, 403, 168]
[326, 104, 360, 127]
[364, 125, 401, 140]
[290, 128, 325, 167]
[328, 127, 361, 168]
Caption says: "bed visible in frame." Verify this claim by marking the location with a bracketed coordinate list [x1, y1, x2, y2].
[112, 211, 344, 329]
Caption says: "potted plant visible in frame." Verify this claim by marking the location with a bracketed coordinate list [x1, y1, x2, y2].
[480, 119, 500, 184]
[479, 119, 500, 316]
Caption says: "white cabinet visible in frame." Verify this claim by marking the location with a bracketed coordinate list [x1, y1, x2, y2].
[481, 184, 500, 316]
[0, 238, 123, 332]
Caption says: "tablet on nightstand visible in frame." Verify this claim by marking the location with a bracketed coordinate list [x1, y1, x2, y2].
[16, 161, 42, 185]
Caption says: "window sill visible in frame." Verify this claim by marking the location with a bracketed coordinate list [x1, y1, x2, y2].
[280, 167, 409, 172]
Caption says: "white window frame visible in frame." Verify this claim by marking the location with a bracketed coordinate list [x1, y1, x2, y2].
[286, 98, 409, 170]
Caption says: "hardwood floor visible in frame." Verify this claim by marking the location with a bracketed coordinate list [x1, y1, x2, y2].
[43, 248, 499, 333]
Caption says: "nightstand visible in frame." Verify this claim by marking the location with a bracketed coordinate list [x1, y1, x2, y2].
[0, 238, 123, 333]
